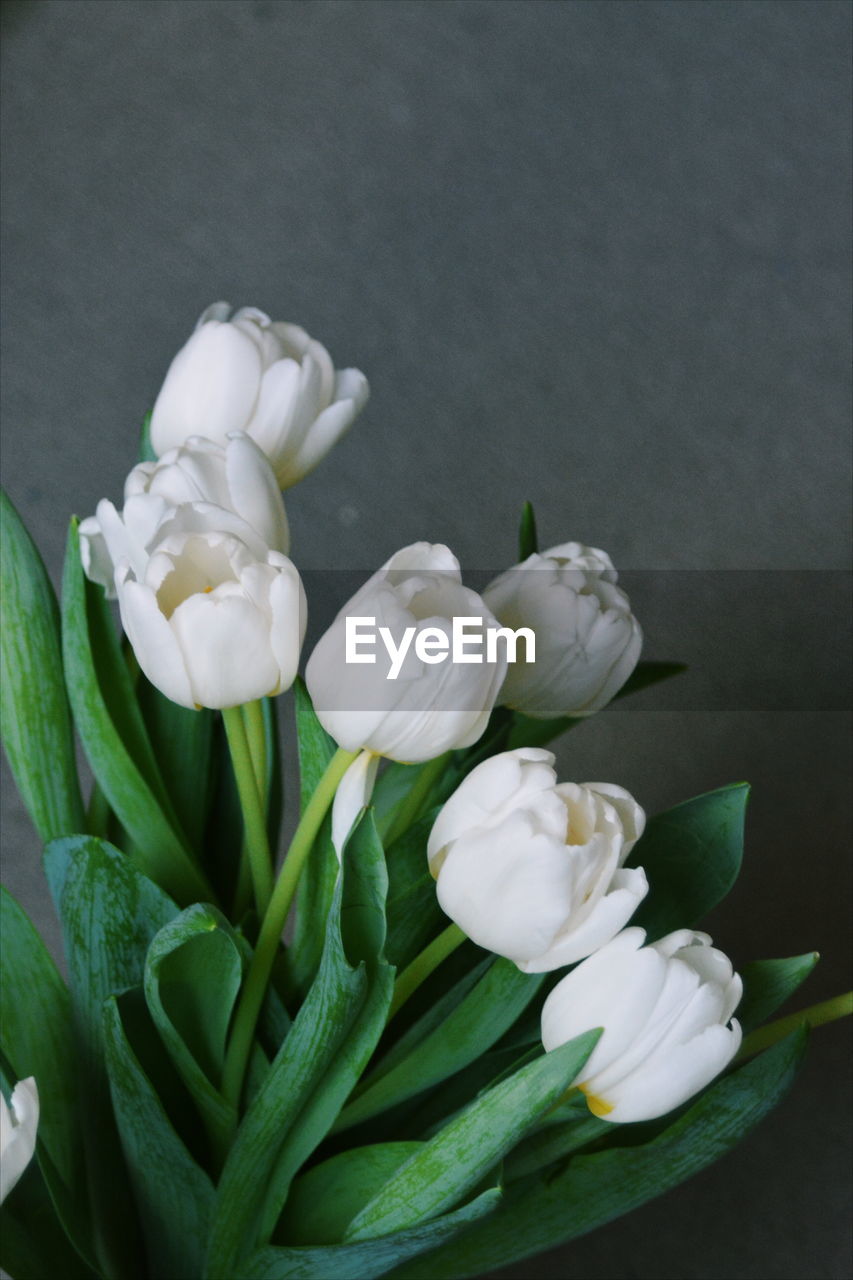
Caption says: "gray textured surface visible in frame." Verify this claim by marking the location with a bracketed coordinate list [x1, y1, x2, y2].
[1, 2, 851, 1278]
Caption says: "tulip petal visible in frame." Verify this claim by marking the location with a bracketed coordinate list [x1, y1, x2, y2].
[168, 591, 280, 709]
[224, 433, 290, 554]
[150, 321, 263, 454]
[78, 515, 116, 595]
[584, 782, 646, 856]
[245, 357, 302, 463]
[525, 867, 649, 971]
[600, 1022, 742, 1123]
[115, 570, 195, 709]
[265, 554, 307, 689]
[331, 750, 380, 862]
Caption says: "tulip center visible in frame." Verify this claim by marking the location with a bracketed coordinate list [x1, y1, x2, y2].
[579, 1084, 614, 1117]
[156, 537, 240, 618]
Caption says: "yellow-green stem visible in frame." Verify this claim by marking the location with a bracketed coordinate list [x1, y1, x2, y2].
[381, 751, 451, 847]
[222, 706, 273, 917]
[387, 921, 467, 1022]
[221, 745, 359, 1110]
[736, 990, 852, 1062]
[242, 700, 268, 809]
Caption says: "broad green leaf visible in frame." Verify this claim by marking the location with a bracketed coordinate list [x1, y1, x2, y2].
[503, 1105, 610, 1181]
[241, 1190, 501, 1280]
[61, 520, 212, 903]
[287, 679, 339, 997]
[262, 695, 284, 850]
[0, 890, 98, 1271]
[104, 993, 215, 1279]
[737, 952, 820, 1034]
[136, 675, 214, 852]
[0, 1151, 98, 1280]
[0, 888, 82, 1195]
[518, 499, 538, 560]
[627, 782, 748, 940]
[383, 809, 444, 969]
[280, 1143, 423, 1245]
[346, 1030, 600, 1240]
[388, 1031, 806, 1279]
[44, 832, 179, 1279]
[0, 490, 85, 841]
[336, 958, 543, 1133]
[506, 661, 688, 750]
[144, 905, 242, 1153]
[207, 811, 394, 1278]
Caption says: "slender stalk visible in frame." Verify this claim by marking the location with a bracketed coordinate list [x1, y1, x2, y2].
[387, 921, 467, 1022]
[736, 990, 853, 1062]
[241, 699, 268, 807]
[221, 745, 358, 1110]
[381, 751, 451, 846]
[222, 706, 273, 917]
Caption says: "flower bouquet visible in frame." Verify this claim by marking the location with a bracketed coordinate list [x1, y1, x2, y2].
[1, 303, 849, 1280]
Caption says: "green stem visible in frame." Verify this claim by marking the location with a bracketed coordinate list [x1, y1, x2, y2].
[221, 745, 359, 1110]
[242, 700, 268, 808]
[381, 751, 451, 846]
[222, 706, 273, 917]
[736, 990, 853, 1062]
[387, 921, 467, 1022]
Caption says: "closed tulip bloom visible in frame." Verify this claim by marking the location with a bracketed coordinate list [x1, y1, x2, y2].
[0, 1077, 39, 1204]
[427, 748, 647, 971]
[149, 303, 369, 488]
[305, 543, 506, 763]
[541, 927, 743, 1122]
[79, 433, 289, 598]
[483, 542, 642, 718]
[115, 521, 305, 710]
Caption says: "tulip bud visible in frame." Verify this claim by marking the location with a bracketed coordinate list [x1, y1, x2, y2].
[149, 303, 369, 488]
[541, 926, 743, 1122]
[0, 1077, 39, 1204]
[305, 543, 507, 763]
[115, 521, 306, 710]
[79, 433, 289, 599]
[483, 542, 642, 718]
[427, 748, 648, 971]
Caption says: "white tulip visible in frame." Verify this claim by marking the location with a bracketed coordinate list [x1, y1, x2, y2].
[483, 542, 642, 718]
[305, 543, 507, 763]
[115, 521, 306, 710]
[0, 1077, 39, 1204]
[149, 303, 369, 488]
[79, 433, 289, 599]
[541, 927, 743, 1122]
[427, 748, 647, 971]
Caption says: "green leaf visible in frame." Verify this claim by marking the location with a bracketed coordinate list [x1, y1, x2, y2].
[104, 992, 215, 1279]
[737, 952, 820, 1034]
[383, 809, 445, 969]
[0, 1153, 99, 1280]
[387, 1031, 806, 1279]
[518, 500, 538, 560]
[241, 1190, 501, 1279]
[0, 890, 98, 1272]
[345, 1030, 600, 1240]
[336, 958, 543, 1133]
[207, 812, 394, 1278]
[0, 490, 85, 841]
[627, 782, 748, 940]
[138, 409, 156, 463]
[60, 519, 212, 903]
[136, 675, 215, 853]
[44, 832, 180, 1278]
[287, 679, 340, 997]
[144, 904, 242, 1153]
[0, 888, 82, 1196]
[506, 661, 688, 751]
[280, 1143, 423, 1245]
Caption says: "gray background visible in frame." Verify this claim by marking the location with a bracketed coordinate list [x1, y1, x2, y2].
[1, 2, 850, 1278]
